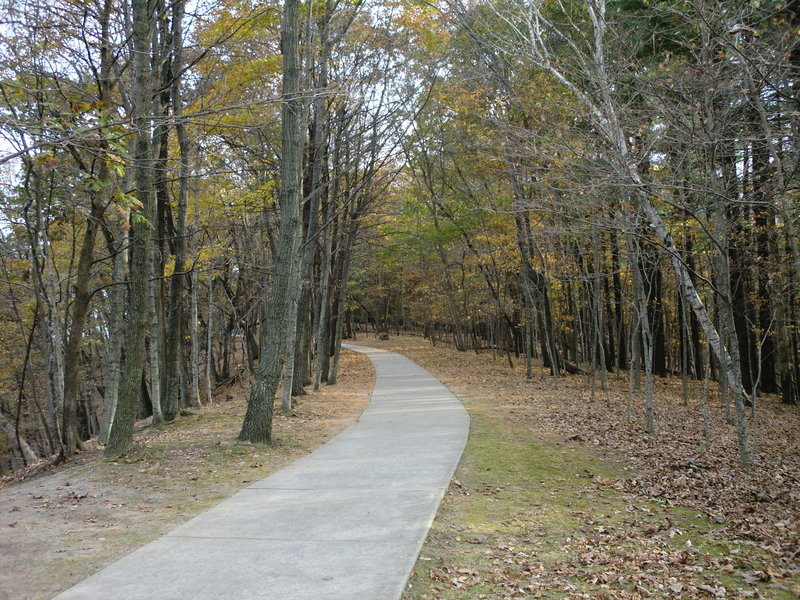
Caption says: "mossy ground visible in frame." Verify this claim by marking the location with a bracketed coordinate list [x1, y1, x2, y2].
[403, 399, 798, 599]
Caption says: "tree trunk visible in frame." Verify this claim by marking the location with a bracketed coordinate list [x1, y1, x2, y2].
[239, 0, 304, 443]
[205, 270, 215, 404]
[638, 246, 666, 378]
[99, 217, 128, 444]
[592, 232, 608, 392]
[24, 167, 65, 451]
[512, 207, 560, 378]
[280, 284, 301, 413]
[189, 158, 201, 407]
[0, 412, 38, 465]
[328, 232, 355, 385]
[104, 0, 155, 456]
[313, 211, 333, 390]
[610, 229, 627, 372]
[629, 234, 655, 434]
[163, 0, 190, 421]
[60, 187, 106, 456]
[148, 253, 164, 426]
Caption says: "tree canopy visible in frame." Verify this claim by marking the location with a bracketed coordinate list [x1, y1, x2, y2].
[0, 0, 797, 470]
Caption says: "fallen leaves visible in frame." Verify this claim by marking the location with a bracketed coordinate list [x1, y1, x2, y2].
[428, 339, 798, 560]
[429, 566, 482, 589]
[535, 395, 800, 562]
[374, 336, 800, 600]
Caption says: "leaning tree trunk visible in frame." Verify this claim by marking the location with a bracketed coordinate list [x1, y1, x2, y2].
[239, 0, 304, 443]
[0, 413, 38, 466]
[60, 182, 106, 457]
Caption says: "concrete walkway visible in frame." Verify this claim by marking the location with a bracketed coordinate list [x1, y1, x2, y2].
[53, 344, 469, 600]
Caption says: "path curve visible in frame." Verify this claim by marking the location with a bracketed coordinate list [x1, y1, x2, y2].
[53, 344, 469, 600]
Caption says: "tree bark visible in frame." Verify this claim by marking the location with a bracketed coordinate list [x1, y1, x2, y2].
[189, 159, 202, 407]
[328, 233, 355, 386]
[99, 227, 127, 444]
[163, 0, 190, 422]
[148, 248, 164, 426]
[239, 0, 304, 443]
[105, 0, 155, 456]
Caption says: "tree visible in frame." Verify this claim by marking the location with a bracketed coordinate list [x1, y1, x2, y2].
[447, 0, 756, 465]
[105, 0, 156, 456]
[239, 0, 304, 444]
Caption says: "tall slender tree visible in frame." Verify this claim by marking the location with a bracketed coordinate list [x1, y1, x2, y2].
[239, 0, 305, 444]
[105, 0, 156, 456]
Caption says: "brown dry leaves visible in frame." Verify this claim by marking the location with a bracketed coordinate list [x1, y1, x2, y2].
[476, 514, 788, 599]
[531, 387, 800, 562]
[367, 334, 800, 599]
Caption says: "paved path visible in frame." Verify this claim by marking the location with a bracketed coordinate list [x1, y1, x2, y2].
[53, 344, 469, 600]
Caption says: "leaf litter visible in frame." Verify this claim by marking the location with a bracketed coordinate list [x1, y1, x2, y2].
[361, 335, 800, 599]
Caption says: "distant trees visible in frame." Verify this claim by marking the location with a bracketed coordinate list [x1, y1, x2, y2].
[356, 0, 799, 466]
[0, 0, 796, 470]
[0, 0, 431, 469]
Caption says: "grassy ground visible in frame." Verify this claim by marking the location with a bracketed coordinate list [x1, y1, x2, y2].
[355, 334, 799, 600]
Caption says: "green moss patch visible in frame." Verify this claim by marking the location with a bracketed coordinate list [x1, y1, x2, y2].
[403, 399, 799, 600]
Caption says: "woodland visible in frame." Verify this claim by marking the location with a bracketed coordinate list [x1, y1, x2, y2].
[0, 0, 798, 480]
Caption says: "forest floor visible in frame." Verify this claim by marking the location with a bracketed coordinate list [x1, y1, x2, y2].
[0, 350, 375, 600]
[2, 338, 799, 600]
[353, 335, 799, 600]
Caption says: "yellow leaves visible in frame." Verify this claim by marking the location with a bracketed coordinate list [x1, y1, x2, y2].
[195, 246, 220, 271]
[390, 2, 450, 56]
[237, 180, 278, 210]
[195, 0, 279, 50]
[190, 1, 283, 131]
